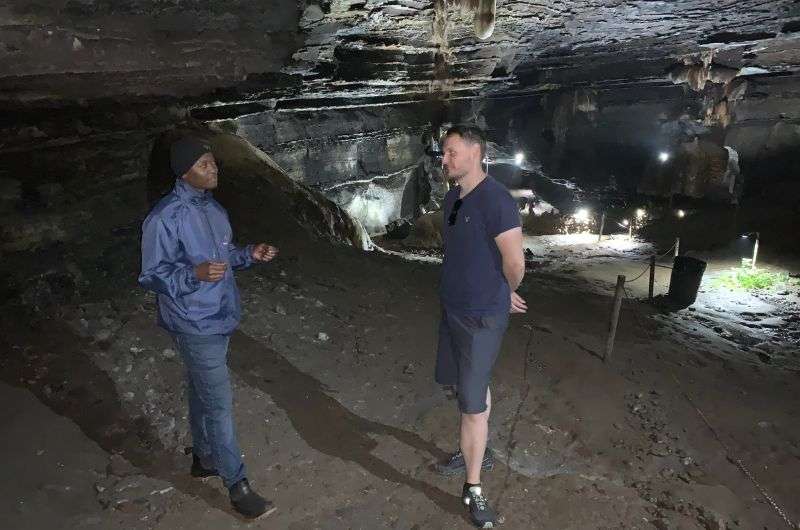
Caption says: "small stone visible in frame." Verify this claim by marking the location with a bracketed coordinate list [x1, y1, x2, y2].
[650, 444, 670, 457]
[94, 329, 112, 342]
[115, 499, 142, 513]
[757, 421, 771, 429]
[317, 332, 329, 342]
[688, 467, 705, 479]
[275, 304, 287, 315]
[162, 348, 176, 359]
[403, 363, 416, 375]
[653, 518, 673, 530]
[699, 507, 727, 530]
[122, 391, 135, 401]
[107, 454, 136, 477]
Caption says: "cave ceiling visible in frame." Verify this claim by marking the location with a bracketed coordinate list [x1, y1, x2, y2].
[1, 0, 798, 114]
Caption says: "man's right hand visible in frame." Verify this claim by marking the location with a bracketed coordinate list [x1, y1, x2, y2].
[195, 261, 227, 282]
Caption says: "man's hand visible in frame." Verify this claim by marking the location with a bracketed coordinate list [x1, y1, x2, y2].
[195, 261, 227, 282]
[252, 243, 279, 262]
[510, 291, 528, 314]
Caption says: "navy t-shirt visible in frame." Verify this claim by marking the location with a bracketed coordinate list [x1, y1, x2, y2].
[440, 176, 521, 316]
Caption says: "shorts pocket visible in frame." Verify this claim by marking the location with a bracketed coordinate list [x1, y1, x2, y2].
[479, 314, 508, 330]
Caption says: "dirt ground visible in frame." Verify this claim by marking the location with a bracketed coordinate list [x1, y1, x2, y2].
[2, 229, 799, 530]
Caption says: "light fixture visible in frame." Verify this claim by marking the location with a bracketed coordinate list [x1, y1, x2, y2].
[741, 232, 760, 270]
[676, 209, 686, 218]
[514, 152, 525, 166]
[658, 152, 670, 163]
[636, 208, 646, 220]
[573, 208, 590, 223]
[619, 219, 633, 239]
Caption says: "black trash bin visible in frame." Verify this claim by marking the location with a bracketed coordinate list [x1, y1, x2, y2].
[667, 256, 707, 309]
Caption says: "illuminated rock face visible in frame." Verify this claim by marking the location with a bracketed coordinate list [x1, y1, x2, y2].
[0, 0, 798, 255]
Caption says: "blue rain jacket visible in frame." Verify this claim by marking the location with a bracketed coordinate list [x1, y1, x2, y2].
[139, 179, 254, 335]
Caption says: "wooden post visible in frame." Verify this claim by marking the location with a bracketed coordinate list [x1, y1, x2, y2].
[605, 275, 626, 362]
[598, 212, 606, 243]
[648, 255, 656, 300]
[674, 237, 680, 257]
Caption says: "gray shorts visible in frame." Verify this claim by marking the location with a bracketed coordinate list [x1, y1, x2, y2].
[435, 308, 509, 414]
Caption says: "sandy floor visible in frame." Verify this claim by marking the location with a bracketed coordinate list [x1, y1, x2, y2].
[1, 233, 799, 529]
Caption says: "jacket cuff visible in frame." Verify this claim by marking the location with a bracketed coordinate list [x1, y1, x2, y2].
[185, 266, 201, 290]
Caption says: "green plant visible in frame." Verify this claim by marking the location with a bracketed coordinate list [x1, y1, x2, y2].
[711, 268, 800, 291]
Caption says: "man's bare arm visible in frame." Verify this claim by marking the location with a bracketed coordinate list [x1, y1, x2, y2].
[495, 227, 525, 290]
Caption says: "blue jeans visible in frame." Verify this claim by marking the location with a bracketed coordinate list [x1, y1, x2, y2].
[172, 333, 246, 488]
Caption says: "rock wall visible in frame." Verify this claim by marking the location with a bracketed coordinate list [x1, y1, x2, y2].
[2, 0, 800, 307]
[0, 0, 301, 103]
[212, 101, 445, 234]
[457, 74, 800, 208]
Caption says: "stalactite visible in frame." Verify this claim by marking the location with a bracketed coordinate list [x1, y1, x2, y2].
[474, 0, 496, 40]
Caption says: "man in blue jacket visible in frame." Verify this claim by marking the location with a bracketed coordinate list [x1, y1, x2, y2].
[139, 137, 278, 519]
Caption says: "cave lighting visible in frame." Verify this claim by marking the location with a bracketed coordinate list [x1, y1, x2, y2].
[621, 219, 630, 226]
[658, 152, 670, 163]
[676, 209, 686, 218]
[741, 232, 760, 270]
[514, 152, 525, 166]
[636, 208, 646, 220]
[573, 208, 590, 222]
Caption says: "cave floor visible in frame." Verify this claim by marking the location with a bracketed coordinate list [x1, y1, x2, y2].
[1, 238, 799, 530]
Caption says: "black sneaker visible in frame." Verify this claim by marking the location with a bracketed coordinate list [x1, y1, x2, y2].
[435, 449, 494, 476]
[190, 454, 218, 478]
[462, 483, 499, 528]
[229, 478, 275, 519]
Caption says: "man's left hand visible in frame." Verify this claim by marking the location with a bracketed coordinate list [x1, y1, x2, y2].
[252, 243, 279, 262]
[510, 291, 527, 314]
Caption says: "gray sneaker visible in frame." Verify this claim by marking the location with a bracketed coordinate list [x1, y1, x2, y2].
[435, 449, 494, 476]
[463, 483, 499, 528]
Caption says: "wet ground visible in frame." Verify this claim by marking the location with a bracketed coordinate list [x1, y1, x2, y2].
[2, 233, 799, 529]
[520, 234, 800, 371]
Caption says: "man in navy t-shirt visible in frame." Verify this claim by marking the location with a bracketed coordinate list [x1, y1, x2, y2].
[433, 125, 526, 528]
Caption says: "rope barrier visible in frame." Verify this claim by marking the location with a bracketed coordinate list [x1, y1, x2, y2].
[627, 263, 652, 283]
[618, 289, 798, 529]
[668, 371, 798, 529]
[626, 241, 677, 283]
